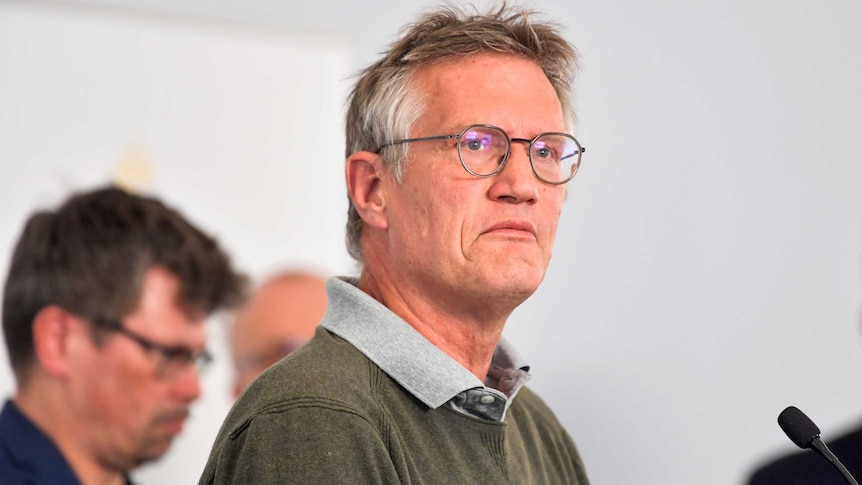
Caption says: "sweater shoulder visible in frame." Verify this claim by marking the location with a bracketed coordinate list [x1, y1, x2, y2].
[236, 327, 376, 411]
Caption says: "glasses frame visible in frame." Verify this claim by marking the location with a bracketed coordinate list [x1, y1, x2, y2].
[376, 123, 585, 185]
[94, 318, 212, 378]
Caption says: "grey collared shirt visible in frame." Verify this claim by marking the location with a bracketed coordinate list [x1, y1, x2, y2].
[320, 276, 531, 422]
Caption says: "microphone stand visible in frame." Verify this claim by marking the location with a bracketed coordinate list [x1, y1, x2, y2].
[809, 437, 860, 485]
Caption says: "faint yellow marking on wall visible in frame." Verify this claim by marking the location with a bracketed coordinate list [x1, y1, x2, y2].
[113, 142, 153, 194]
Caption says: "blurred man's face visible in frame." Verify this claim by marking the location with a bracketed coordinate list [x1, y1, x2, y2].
[69, 267, 206, 469]
[230, 275, 327, 397]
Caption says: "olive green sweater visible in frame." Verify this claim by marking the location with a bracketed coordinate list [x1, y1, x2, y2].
[202, 277, 588, 484]
[200, 326, 588, 484]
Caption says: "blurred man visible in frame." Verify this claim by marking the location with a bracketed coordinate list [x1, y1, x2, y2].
[747, 422, 862, 484]
[230, 271, 327, 397]
[0, 185, 245, 485]
[202, 4, 589, 483]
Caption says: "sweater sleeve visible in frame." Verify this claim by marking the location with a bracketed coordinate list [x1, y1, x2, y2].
[201, 402, 402, 485]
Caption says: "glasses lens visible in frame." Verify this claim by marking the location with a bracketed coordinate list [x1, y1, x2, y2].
[157, 348, 212, 378]
[531, 134, 582, 184]
[194, 350, 213, 373]
[457, 125, 509, 176]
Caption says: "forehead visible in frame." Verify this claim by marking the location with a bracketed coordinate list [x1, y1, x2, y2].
[410, 53, 565, 133]
[125, 267, 203, 339]
[231, 277, 326, 347]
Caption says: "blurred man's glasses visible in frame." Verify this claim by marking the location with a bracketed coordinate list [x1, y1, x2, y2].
[94, 318, 212, 378]
[376, 123, 585, 185]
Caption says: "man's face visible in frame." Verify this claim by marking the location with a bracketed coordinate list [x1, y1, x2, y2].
[70, 267, 205, 469]
[379, 53, 568, 312]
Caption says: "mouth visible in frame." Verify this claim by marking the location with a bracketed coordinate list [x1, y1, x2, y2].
[482, 220, 536, 238]
[166, 419, 185, 435]
[161, 409, 190, 435]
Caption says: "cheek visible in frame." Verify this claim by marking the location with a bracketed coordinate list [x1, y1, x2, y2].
[540, 195, 565, 247]
[394, 186, 460, 239]
[89, 356, 158, 422]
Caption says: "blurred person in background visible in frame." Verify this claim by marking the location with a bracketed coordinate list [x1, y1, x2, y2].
[0, 185, 245, 485]
[747, 402, 862, 485]
[746, 285, 862, 485]
[201, 3, 589, 483]
[230, 270, 327, 398]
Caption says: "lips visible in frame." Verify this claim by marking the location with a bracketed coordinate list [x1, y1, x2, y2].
[159, 408, 190, 435]
[166, 419, 185, 435]
[482, 220, 536, 236]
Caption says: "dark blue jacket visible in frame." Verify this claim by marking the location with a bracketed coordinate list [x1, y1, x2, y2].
[0, 399, 82, 485]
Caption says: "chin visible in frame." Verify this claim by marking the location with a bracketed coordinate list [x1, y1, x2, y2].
[499, 262, 545, 288]
[485, 273, 543, 303]
[137, 438, 176, 465]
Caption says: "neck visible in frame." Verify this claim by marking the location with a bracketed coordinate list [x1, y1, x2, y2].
[358, 270, 512, 380]
[15, 378, 127, 485]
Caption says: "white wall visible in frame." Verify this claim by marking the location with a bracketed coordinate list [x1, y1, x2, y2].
[2, 1, 862, 484]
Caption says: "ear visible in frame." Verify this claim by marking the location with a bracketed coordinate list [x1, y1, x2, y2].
[31, 305, 77, 378]
[345, 151, 389, 230]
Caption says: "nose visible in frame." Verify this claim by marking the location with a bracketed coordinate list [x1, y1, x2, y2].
[170, 365, 203, 403]
[488, 140, 538, 203]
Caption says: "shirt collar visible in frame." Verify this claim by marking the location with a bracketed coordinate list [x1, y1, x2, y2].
[320, 277, 530, 409]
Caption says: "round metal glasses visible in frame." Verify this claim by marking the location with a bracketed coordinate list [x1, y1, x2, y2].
[376, 124, 585, 185]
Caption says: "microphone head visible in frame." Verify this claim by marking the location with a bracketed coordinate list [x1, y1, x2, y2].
[778, 406, 822, 449]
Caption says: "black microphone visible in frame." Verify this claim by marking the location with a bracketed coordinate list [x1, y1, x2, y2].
[778, 406, 860, 485]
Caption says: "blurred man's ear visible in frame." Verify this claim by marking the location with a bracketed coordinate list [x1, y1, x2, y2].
[345, 152, 389, 230]
[31, 305, 78, 378]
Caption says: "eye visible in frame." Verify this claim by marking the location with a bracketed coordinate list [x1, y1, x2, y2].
[532, 141, 556, 161]
[462, 133, 493, 152]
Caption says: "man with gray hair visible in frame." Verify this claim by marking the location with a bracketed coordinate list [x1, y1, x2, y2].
[202, 4, 589, 483]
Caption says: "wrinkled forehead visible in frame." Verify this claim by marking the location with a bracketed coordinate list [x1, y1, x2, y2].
[407, 53, 565, 135]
